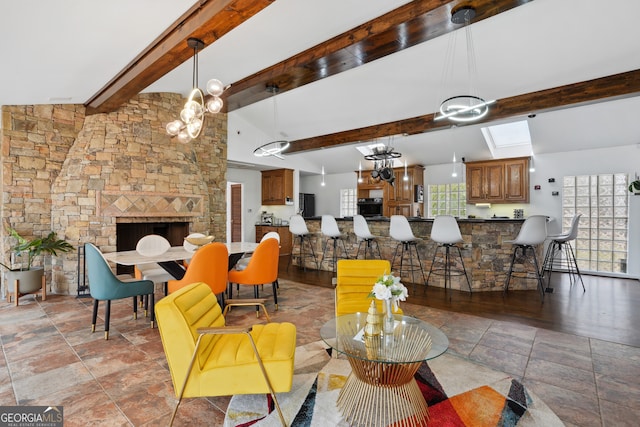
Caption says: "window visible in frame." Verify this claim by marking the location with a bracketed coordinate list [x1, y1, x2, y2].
[340, 188, 357, 217]
[428, 183, 467, 217]
[562, 174, 629, 274]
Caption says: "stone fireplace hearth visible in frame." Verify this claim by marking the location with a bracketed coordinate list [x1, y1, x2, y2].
[1, 93, 228, 296]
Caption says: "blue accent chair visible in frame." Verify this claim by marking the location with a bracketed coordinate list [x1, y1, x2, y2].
[85, 243, 155, 340]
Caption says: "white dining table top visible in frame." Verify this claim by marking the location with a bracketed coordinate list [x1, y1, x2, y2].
[102, 242, 259, 266]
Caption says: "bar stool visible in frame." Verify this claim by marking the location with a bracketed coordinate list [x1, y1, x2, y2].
[353, 215, 382, 259]
[542, 214, 585, 292]
[287, 214, 319, 271]
[390, 215, 426, 291]
[426, 215, 472, 296]
[503, 215, 548, 300]
[320, 215, 350, 272]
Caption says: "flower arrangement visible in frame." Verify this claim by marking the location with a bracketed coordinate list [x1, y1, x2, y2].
[369, 273, 408, 311]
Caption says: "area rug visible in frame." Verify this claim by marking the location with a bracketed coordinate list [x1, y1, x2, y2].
[224, 341, 564, 427]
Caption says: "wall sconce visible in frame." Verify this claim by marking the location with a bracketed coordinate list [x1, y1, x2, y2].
[321, 166, 326, 187]
[358, 161, 363, 183]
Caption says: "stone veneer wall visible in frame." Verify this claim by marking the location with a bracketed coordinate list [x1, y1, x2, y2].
[1, 92, 227, 295]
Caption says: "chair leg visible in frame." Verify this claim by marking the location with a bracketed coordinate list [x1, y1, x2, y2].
[567, 243, 586, 291]
[272, 280, 278, 311]
[149, 292, 155, 329]
[133, 296, 138, 320]
[356, 240, 365, 259]
[529, 246, 545, 301]
[170, 334, 206, 426]
[104, 300, 111, 340]
[455, 245, 472, 292]
[503, 246, 519, 293]
[91, 299, 99, 333]
[426, 245, 439, 285]
[254, 285, 260, 317]
[244, 332, 288, 427]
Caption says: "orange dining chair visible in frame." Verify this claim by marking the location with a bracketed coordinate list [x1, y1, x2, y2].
[167, 242, 229, 305]
[227, 237, 280, 317]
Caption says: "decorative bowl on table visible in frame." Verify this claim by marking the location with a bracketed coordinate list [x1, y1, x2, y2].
[183, 234, 214, 252]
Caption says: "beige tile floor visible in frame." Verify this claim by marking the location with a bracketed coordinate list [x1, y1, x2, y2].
[1, 280, 639, 426]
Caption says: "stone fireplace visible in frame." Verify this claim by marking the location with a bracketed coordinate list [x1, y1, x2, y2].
[1, 93, 228, 296]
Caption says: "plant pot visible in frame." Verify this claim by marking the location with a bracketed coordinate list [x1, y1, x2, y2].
[5, 267, 45, 305]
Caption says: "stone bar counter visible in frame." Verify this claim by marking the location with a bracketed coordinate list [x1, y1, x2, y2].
[294, 217, 541, 292]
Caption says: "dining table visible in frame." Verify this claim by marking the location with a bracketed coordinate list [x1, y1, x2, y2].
[102, 242, 259, 279]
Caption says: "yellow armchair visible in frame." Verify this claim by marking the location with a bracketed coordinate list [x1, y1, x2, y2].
[155, 282, 296, 426]
[335, 259, 403, 316]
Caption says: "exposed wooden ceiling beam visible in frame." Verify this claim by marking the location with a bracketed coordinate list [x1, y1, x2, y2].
[84, 0, 275, 115]
[284, 69, 640, 154]
[224, 0, 534, 111]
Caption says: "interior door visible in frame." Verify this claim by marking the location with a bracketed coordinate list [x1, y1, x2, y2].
[230, 184, 242, 242]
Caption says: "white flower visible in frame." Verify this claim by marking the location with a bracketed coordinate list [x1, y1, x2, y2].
[369, 273, 408, 310]
[371, 282, 392, 300]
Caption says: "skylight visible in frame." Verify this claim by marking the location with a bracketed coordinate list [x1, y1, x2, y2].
[355, 141, 403, 167]
[481, 120, 533, 158]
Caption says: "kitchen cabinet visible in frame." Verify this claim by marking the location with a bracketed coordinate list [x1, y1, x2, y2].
[356, 164, 424, 217]
[255, 225, 292, 255]
[261, 168, 294, 205]
[384, 165, 424, 217]
[465, 157, 529, 203]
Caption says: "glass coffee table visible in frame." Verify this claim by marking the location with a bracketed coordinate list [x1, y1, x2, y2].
[320, 313, 448, 427]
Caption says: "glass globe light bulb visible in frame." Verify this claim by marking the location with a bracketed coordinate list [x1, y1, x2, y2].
[180, 107, 195, 123]
[187, 118, 202, 136]
[166, 120, 183, 136]
[206, 96, 223, 113]
[177, 130, 191, 144]
[206, 79, 225, 96]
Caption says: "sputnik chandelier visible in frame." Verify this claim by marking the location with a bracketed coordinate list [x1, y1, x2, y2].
[166, 38, 229, 143]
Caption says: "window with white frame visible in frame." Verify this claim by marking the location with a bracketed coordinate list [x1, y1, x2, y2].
[562, 173, 629, 274]
[340, 188, 357, 217]
[428, 183, 467, 217]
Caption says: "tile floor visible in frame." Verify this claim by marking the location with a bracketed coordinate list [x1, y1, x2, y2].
[1, 280, 639, 426]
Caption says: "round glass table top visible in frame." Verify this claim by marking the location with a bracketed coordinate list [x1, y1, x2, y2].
[320, 313, 449, 364]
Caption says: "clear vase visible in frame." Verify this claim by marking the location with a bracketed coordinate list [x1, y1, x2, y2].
[383, 298, 395, 334]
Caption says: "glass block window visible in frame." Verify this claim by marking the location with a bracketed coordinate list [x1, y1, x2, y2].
[428, 183, 467, 217]
[562, 174, 629, 274]
[340, 188, 357, 218]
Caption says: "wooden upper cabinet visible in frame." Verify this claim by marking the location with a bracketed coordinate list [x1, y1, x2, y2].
[261, 169, 294, 205]
[504, 158, 529, 202]
[465, 157, 529, 204]
[382, 165, 424, 217]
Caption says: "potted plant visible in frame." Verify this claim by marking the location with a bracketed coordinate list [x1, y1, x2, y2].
[2, 228, 74, 303]
[629, 178, 640, 194]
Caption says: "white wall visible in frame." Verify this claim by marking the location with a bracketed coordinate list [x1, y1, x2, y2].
[227, 167, 299, 242]
[300, 172, 357, 217]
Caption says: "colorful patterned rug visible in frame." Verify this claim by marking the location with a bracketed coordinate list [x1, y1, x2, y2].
[224, 341, 564, 426]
